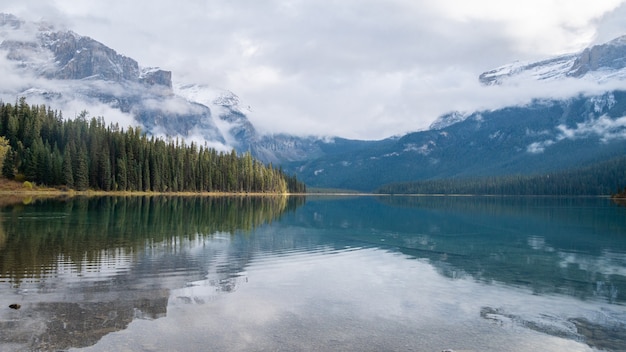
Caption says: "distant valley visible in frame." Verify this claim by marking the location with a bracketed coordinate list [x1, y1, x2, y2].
[1, 13, 626, 193]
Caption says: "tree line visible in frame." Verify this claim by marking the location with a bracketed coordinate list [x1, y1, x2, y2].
[0, 98, 306, 193]
[376, 155, 626, 196]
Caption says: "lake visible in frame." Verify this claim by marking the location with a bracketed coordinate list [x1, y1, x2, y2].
[0, 195, 625, 351]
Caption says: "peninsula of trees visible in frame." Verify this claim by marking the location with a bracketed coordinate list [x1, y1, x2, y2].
[0, 98, 306, 194]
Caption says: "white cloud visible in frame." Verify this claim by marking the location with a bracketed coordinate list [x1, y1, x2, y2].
[558, 115, 626, 142]
[141, 96, 205, 116]
[527, 114, 626, 153]
[3, 0, 626, 140]
[58, 99, 138, 128]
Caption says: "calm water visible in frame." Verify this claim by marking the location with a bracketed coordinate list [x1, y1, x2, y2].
[0, 195, 625, 351]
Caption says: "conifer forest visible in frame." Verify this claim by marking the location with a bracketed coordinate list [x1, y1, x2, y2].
[0, 98, 306, 193]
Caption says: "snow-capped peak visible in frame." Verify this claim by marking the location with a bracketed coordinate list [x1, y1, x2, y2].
[480, 35, 626, 85]
[174, 83, 250, 114]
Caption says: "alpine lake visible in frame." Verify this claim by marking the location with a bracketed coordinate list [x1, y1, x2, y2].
[0, 195, 625, 352]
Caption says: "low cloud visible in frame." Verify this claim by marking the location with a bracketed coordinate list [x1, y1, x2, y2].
[5, 1, 626, 140]
[527, 114, 626, 153]
[558, 115, 626, 142]
[141, 96, 206, 116]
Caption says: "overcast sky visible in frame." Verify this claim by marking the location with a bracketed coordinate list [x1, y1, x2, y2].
[4, 0, 626, 140]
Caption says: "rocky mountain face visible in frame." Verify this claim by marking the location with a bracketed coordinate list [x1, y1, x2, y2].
[0, 14, 226, 147]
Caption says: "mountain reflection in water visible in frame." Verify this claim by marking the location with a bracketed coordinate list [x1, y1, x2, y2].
[0, 195, 301, 351]
[0, 195, 625, 351]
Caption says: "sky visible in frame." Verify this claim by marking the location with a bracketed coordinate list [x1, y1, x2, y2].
[3, 0, 626, 140]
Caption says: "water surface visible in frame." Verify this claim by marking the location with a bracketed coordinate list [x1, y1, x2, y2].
[0, 195, 625, 351]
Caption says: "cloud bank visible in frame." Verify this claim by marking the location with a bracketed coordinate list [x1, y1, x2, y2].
[3, 0, 626, 140]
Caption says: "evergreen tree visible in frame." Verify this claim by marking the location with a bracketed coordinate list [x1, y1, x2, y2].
[2, 149, 16, 179]
[74, 142, 89, 191]
[0, 100, 306, 193]
[62, 147, 74, 188]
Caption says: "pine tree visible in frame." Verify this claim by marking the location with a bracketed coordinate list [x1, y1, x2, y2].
[2, 148, 16, 179]
[0, 100, 307, 194]
[62, 147, 74, 188]
[74, 143, 89, 191]
[116, 156, 127, 191]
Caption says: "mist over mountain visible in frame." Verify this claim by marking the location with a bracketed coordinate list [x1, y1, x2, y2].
[288, 91, 626, 191]
[1, 13, 626, 192]
[0, 14, 239, 151]
[286, 37, 626, 191]
[0, 14, 366, 165]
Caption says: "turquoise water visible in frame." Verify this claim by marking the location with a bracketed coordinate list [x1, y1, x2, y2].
[0, 196, 625, 351]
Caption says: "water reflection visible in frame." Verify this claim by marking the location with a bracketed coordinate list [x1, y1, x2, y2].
[0, 195, 625, 351]
[0, 195, 302, 351]
[296, 196, 626, 305]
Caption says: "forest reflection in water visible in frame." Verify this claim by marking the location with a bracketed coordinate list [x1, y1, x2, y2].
[0, 195, 625, 351]
[0, 195, 303, 351]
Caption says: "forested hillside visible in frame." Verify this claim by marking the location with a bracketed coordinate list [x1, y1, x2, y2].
[376, 156, 626, 196]
[0, 98, 306, 193]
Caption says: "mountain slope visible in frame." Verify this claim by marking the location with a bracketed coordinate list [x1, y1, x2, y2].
[0, 14, 229, 148]
[284, 36, 626, 191]
[0, 13, 352, 164]
[288, 91, 626, 191]
[479, 35, 626, 85]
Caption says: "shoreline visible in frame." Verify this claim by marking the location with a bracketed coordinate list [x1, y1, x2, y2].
[0, 178, 303, 198]
[0, 189, 301, 197]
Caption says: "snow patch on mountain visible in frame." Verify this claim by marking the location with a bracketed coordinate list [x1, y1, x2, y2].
[480, 35, 626, 86]
[174, 83, 257, 149]
[479, 55, 578, 85]
[429, 111, 471, 130]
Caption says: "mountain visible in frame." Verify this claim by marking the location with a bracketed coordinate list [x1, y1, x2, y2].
[0, 14, 270, 154]
[0, 14, 229, 143]
[285, 37, 626, 191]
[0, 14, 364, 165]
[287, 91, 626, 191]
[2, 13, 626, 193]
[479, 35, 626, 85]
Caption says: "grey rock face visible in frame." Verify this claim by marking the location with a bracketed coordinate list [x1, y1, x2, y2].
[140, 68, 173, 89]
[40, 31, 140, 81]
[568, 36, 626, 77]
[0, 13, 221, 144]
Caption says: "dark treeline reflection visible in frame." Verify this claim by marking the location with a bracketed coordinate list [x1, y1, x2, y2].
[0, 195, 305, 283]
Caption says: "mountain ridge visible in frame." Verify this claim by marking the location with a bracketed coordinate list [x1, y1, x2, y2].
[2, 13, 626, 192]
[0, 13, 354, 164]
[479, 35, 626, 85]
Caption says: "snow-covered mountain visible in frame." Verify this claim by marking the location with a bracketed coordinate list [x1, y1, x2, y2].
[285, 36, 626, 191]
[479, 35, 626, 85]
[0, 13, 346, 162]
[174, 84, 257, 148]
[0, 14, 269, 153]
